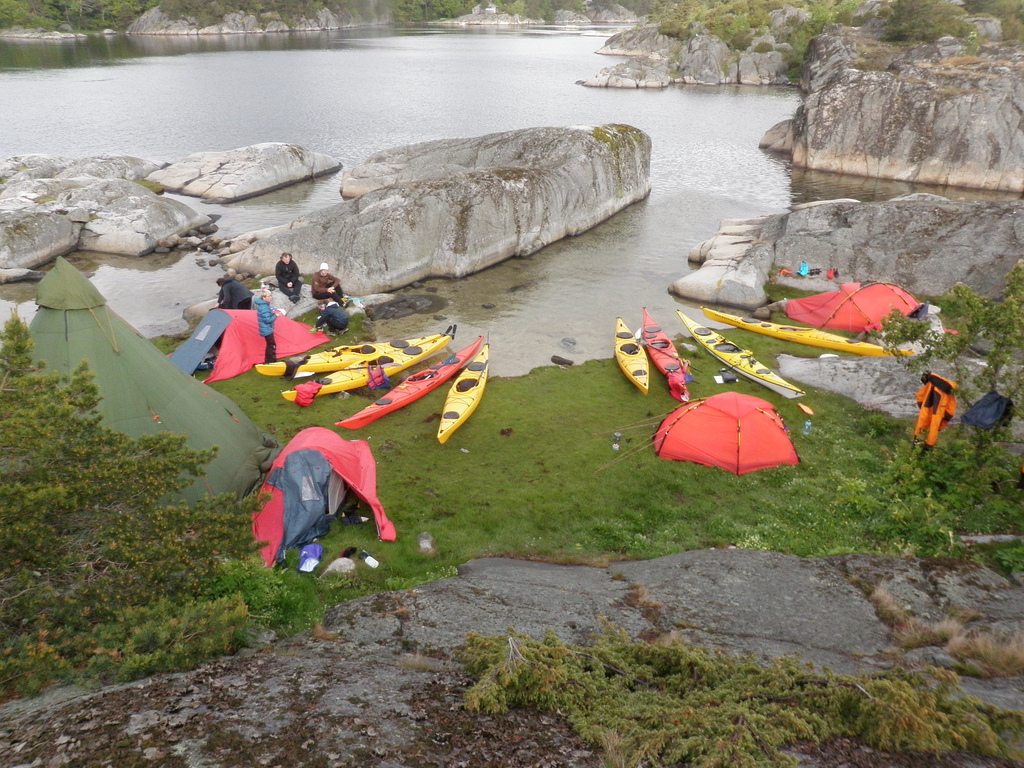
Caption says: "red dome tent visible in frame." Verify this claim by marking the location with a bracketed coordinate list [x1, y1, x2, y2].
[653, 392, 799, 475]
[252, 427, 396, 567]
[785, 282, 919, 333]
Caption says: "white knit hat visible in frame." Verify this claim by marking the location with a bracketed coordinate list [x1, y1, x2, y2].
[319, 262, 329, 271]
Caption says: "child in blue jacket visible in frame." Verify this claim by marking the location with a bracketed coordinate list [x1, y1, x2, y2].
[253, 288, 278, 363]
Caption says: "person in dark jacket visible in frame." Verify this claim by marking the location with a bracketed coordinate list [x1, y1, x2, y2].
[275, 252, 303, 303]
[253, 288, 278, 363]
[311, 262, 344, 301]
[217, 274, 253, 310]
[314, 299, 349, 334]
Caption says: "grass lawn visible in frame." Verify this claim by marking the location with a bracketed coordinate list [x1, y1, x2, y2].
[198, 308, 931, 604]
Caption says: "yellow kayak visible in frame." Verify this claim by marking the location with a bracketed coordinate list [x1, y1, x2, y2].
[614, 317, 649, 394]
[701, 307, 913, 357]
[281, 329, 454, 402]
[437, 343, 489, 444]
[676, 310, 805, 400]
[256, 332, 452, 378]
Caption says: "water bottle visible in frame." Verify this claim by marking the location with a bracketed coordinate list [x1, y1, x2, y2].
[612, 432, 622, 451]
[418, 532, 435, 555]
[359, 550, 379, 568]
[802, 419, 812, 436]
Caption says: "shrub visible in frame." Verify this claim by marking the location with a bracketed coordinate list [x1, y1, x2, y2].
[84, 596, 250, 682]
[0, 315, 258, 697]
[461, 626, 1024, 765]
[882, 0, 974, 41]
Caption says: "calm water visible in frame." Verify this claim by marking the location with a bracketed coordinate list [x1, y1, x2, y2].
[0, 28, 985, 375]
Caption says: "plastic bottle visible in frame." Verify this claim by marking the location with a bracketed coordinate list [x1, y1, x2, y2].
[612, 432, 622, 451]
[802, 419, 813, 436]
[418, 532, 435, 555]
[359, 550, 379, 568]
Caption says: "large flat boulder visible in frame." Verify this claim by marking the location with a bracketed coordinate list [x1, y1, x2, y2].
[146, 143, 341, 203]
[0, 210, 78, 270]
[56, 179, 210, 256]
[228, 125, 652, 293]
[0, 154, 161, 185]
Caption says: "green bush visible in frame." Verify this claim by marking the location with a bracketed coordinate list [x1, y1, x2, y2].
[204, 556, 321, 633]
[461, 626, 1024, 766]
[882, 0, 973, 41]
[84, 596, 249, 682]
[0, 315, 258, 697]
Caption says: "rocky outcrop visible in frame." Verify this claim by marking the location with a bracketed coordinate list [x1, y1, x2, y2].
[0, 154, 210, 263]
[145, 143, 340, 203]
[553, 9, 591, 24]
[126, 4, 389, 34]
[1, 551, 1021, 767]
[587, 24, 789, 87]
[769, 30, 1024, 193]
[669, 216, 774, 308]
[229, 125, 651, 293]
[0, 28, 85, 40]
[588, 3, 641, 23]
[670, 195, 1024, 308]
[444, 11, 542, 25]
[579, 59, 674, 88]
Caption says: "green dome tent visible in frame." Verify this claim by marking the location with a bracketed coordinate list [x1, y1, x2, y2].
[29, 257, 277, 503]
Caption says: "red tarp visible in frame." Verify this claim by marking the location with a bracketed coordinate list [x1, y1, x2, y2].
[785, 282, 919, 333]
[252, 427, 396, 566]
[204, 310, 329, 383]
[653, 392, 799, 475]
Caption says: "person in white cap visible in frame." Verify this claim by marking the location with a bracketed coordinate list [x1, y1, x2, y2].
[311, 262, 344, 301]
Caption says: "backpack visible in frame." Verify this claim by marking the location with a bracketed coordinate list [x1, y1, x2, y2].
[367, 361, 391, 390]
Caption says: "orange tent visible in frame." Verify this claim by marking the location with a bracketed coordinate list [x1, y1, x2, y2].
[785, 282, 919, 333]
[653, 392, 799, 475]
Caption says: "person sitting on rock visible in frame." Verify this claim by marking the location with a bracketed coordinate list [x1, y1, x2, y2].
[216, 274, 252, 310]
[314, 299, 349, 335]
[275, 252, 303, 304]
[311, 262, 344, 301]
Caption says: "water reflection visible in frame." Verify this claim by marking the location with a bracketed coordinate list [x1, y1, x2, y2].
[789, 166, 1021, 206]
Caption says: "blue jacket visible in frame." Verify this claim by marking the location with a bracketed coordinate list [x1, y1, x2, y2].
[254, 296, 277, 337]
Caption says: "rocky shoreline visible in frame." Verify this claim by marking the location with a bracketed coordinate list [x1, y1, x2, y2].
[1, 125, 652, 300]
[2, 550, 1021, 766]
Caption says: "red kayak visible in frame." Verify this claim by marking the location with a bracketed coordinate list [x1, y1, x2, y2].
[336, 336, 485, 429]
[641, 307, 691, 402]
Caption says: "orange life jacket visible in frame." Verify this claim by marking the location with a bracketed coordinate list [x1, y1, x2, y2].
[913, 372, 957, 447]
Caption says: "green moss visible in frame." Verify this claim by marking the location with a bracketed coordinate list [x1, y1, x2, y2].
[134, 179, 165, 195]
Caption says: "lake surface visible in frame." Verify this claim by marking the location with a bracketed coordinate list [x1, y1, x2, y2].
[0, 28, 980, 376]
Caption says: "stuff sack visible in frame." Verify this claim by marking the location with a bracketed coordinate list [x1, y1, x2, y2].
[297, 543, 324, 573]
[293, 380, 323, 407]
